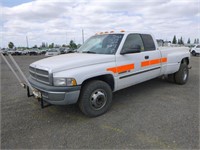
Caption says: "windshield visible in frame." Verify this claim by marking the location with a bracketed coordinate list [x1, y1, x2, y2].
[78, 34, 124, 54]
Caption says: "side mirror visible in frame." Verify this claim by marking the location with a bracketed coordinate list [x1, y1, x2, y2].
[120, 45, 141, 55]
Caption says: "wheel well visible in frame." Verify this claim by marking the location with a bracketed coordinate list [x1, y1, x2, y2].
[181, 57, 189, 65]
[82, 74, 115, 91]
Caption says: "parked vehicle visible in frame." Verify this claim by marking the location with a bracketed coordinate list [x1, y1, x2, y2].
[0, 50, 4, 54]
[59, 47, 74, 54]
[29, 49, 38, 55]
[29, 31, 190, 117]
[40, 50, 47, 55]
[190, 45, 200, 56]
[7, 50, 15, 55]
[14, 50, 22, 55]
[21, 50, 30, 55]
[59, 47, 66, 54]
[45, 49, 60, 57]
[65, 48, 74, 53]
[0, 50, 8, 55]
[37, 50, 42, 55]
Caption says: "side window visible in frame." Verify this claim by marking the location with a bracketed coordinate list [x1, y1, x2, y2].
[141, 34, 156, 51]
[122, 34, 144, 53]
[196, 45, 200, 48]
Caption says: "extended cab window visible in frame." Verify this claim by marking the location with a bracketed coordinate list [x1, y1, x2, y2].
[140, 34, 156, 51]
[121, 34, 144, 54]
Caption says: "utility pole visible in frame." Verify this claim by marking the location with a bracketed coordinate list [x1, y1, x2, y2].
[82, 29, 85, 44]
[26, 36, 29, 48]
[66, 32, 67, 45]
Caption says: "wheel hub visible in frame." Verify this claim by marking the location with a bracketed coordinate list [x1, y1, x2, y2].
[90, 90, 107, 110]
[183, 68, 188, 81]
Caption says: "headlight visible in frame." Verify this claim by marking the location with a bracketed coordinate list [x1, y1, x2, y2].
[53, 78, 77, 86]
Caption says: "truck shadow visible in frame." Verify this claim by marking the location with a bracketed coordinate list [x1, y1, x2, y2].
[46, 77, 172, 118]
[112, 77, 172, 109]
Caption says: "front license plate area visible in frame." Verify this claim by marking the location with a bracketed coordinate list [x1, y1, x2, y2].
[33, 89, 42, 99]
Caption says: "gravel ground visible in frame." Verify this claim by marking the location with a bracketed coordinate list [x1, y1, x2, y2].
[1, 55, 199, 149]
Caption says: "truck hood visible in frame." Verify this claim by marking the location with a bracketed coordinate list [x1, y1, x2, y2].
[30, 53, 115, 73]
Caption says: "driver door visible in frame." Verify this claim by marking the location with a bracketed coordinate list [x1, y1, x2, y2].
[116, 33, 161, 90]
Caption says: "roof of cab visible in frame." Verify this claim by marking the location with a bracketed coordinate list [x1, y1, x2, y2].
[95, 30, 153, 36]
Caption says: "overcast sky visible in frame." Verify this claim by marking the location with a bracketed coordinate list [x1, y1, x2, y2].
[0, 0, 199, 48]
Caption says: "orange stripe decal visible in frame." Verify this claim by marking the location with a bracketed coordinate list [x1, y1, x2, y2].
[161, 57, 167, 63]
[117, 64, 134, 73]
[141, 61, 149, 67]
[141, 57, 167, 67]
[150, 59, 160, 65]
[107, 64, 134, 74]
[107, 67, 117, 73]
[108, 57, 167, 73]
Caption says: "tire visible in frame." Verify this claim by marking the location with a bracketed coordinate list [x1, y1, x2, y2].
[174, 63, 189, 85]
[167, 74, 175, 83]
[79, 80, 112, 117]
[192, 51, 196, 56]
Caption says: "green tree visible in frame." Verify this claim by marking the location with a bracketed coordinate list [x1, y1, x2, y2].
[69, 40, 77, 50]
[62, 44, 67, 47]
[172, 35, 177, 44]
[180, 37, 184, 45]
[194, 39, 197, 44]
[33, 45, 38, 48]
[49, 43, 54, 48]
[187, 38, 190, 44]
[177, 39, 180, 44]
[197, 38, 199, 44]
[41, 42, 46, 48]
[8, 42, 14, 49]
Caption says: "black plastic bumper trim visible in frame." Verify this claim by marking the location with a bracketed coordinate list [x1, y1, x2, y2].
[119, 67, 161, 79]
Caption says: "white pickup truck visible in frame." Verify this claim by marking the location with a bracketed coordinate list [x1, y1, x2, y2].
[29, 31, 190, 117]
[190, 44, 200, 56]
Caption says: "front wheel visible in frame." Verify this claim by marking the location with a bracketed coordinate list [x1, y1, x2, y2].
[174, 63, 189, 85]
[192, 51, 196, 56]
[79, 80, 112, 117]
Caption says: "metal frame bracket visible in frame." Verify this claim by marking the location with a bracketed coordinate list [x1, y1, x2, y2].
[1, 53, 51, 109]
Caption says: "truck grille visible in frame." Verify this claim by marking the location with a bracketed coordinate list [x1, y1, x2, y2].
[29, 66, 51, 85]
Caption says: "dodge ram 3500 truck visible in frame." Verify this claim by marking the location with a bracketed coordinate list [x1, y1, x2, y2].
[29, 31, 190, 117]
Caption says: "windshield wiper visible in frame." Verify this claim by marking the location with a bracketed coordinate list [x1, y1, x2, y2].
[82, 51, 96, 54]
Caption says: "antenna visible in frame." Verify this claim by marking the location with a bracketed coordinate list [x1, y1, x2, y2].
[82, 29, 85, 44]
[26, 36, 29, 48]
[66, 32, 67, 44]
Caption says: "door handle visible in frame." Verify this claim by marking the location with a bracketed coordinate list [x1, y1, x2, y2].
[145, 56, 149, 59]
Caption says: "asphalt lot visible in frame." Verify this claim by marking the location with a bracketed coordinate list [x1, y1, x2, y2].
[1, 55, 199, 149]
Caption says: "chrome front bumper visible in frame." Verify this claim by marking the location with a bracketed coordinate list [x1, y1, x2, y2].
[28, 77, 81, 105]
